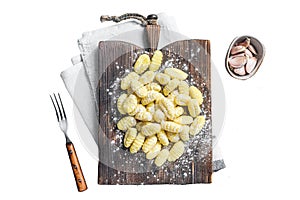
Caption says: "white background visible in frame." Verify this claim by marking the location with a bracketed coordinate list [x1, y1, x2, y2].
[1, 0, 299, 199]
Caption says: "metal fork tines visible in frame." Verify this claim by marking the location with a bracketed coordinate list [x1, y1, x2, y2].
[50, 93, 70, 143]
[50, 93, 87, 192]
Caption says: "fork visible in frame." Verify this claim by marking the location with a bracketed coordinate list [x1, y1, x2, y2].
[50, 93, 87, 192]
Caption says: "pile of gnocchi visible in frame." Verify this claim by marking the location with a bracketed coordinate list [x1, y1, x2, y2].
[116, 50, 206, 167]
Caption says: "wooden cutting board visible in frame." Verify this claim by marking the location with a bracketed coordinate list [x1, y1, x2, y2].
[97, 26, 212, 184]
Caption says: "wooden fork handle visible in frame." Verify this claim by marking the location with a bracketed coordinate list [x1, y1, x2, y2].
[66, 142, 88, 192]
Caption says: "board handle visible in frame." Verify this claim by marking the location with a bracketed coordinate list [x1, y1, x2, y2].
[146, 24, 160, 51]
[100, 13, 161, 50]
[66, 142, 88, 192]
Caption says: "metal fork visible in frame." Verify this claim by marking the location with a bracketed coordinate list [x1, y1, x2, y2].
[50, 93, 87, 192]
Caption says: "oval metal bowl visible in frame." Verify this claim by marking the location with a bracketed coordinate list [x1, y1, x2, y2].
[225, 35, 265, 80]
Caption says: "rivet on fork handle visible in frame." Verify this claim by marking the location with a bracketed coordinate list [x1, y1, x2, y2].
[66, 142, 88, 192]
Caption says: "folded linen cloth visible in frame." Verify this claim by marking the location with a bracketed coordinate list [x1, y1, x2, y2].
[60, 13, 225, 172]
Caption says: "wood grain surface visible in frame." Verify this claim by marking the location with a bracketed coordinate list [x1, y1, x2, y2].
[97, 39, 212, 184]
[146, 24, 160, 51]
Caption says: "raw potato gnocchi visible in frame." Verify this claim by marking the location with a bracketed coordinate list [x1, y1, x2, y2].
[174, 106, 184, 118]
[166, 132, 180, 143]
[130, 133, 145, 153]
[117, 93, 128, 114]
[122, 94, 138, 113]
[136, 121, 149, 132]
[131, 80, 148, 98]
[161, 121, 182, 134]
[189, 116, 206, 136]
[142, 135, 157, 153]
[117, 116, 136, 131]
[178, 81, 189, 95]
[187, 99, 201, 117]
[157, 130, 169, 146]
[146, 82, 161, 92]
[121, 72, 139, 90]
[154, 149, 169, 167]
[175, 94, 191, 106]
[168, 141, 184, 162]
[139, 71, 155, 85]
[116, 53, 207, 167]
[146, 142, 162, 159]
[163, 78, 180, 96]
[141, 123, 161, 136]
[153, 109, 165, 123]
[179, 126, 189, 141]
[155, 72, 170, 85]
[167, 90, 179, 105]
[164, 68, 188, 80]
[158, 97, 176, 120]
[149, 50, 163, 71]
[146, 102, 156, 115]
[124, 128, 137, 148]
[128, 104, 145, 116]
[141, 91, 160, 105]
[189, 86, 203, 105]
[174, 116, 193, 125]
[135, 111, 152, 121]
[134, 54, 150, 74]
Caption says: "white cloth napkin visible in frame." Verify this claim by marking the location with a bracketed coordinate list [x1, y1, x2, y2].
[60, 13, 225, 171]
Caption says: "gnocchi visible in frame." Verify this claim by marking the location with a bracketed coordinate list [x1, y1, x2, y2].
[136, 121, 149, 132]
[146, 102, 155, 115]
[145, 82, 161, 92]
[117, 93, 128, 114]
[122, 94, 138, 114]
[167, 90, 179, 105]
[130, 133, 146, 153]
[174, 106, 184, 118]
[187, 99, 201, 117]
[189, 86, 203, 105]
[163, 78, 180, 96]
[117, 116, 136, 131]
[155, 72, 170, 85]
[139, 71, 155, 85]
[179, 125, 190, 141]
[141, 123, 161, 136]
[157, 130, 169, 146]
[135, 111, 152, 121]
[154, 149, 169, 167]
[161, 121, 182, 134]
[168, 141, 184, 162]
[158, 97, 176, 120]
[131, 80, 148, 98]
[166, 132, 180, 143]
[178, 81, 189, 95]
[141, 91, 160, 105]
[134, 54, 150, 74]
[146, 142, 162, 159]
[190, 116, 205, 136]
[116, 53, 208, 167]
[174, 116, 193, 125]
[149, 50, 163, 71]
[121, 72, 139, 90]
[164, 68, 188, 80]
[128, 104, 146, 116]
[153, 109, 165, 123]
[142, 135, 157, 153]
[175, 94, 191, 106]
[124, 128, 137, 148]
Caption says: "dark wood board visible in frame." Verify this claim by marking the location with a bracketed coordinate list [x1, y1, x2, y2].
[97, 39, 212, 185]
